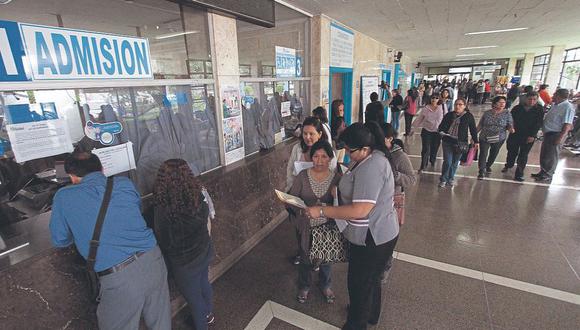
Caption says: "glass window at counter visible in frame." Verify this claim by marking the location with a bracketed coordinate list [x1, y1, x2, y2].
[240, 81, 309, 155]
[236, 3, 310, 78]
[0, 84, 219, 197]
[0, 0, 211, 79]
[559, 47, 580, 90]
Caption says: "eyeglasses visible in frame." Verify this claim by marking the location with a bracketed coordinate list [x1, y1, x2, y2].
[348, 147, 361, 153]
[431, 97, 439, 100]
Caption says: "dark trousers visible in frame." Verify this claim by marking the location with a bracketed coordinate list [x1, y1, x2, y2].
[483, 92, 490, 104]
[343, 233, 398, 330]
[478, 140, 504, 173]
[539, 132, 562, 177]
[420, 129, 441, 169]
[404, 113, 414, 135]
[505, 135, 534, 178]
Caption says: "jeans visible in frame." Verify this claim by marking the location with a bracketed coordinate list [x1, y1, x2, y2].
[505, 135, 534, 178]
[391, 111, 401, 132]
[298, 262, 332, 291]
[404, 113, 414, 135]
[420, 129, 441, 169]
[539, 132, 562, 177]
[342, 233, 398, 330]
[478, 140, 505, 174]
[440, 141, 461, 183]
[97, 246, 171, 330]
[170, 246, 214, 330]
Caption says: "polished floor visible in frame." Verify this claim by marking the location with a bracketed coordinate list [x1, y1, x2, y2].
[174, 103, 580, 329]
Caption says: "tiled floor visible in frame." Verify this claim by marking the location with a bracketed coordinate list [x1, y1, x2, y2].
[173, 103, 580, 329]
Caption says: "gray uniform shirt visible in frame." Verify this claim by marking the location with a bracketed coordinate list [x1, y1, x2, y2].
[339, 150, 399, 246]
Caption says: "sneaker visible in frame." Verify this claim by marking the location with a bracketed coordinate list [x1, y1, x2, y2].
[292, 255, 301, 265]
[514, 176, 524, 182]
[438, 181, 446, 188]
[535, 175, 552, 182]
[531, 172, 543, 178]
[207, 313, 215, 325]
[485, 167, 492, 173]
[477, 173, 484, 180]
[501, 166, 509, 173]
[446, 180, 454, 187]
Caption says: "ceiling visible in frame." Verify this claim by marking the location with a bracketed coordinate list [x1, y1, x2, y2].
[281, 0, 580, 63]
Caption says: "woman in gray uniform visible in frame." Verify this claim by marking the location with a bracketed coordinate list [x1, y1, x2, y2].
[305, 122, 399, 330]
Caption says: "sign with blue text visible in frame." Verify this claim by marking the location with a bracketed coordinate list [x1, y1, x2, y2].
[275, 46, 296, 78]
[0, 20, 153, 82]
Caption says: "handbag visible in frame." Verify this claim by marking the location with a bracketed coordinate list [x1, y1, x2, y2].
[393, 193, 405, 225]
[485, 134, 501, 144]
[309, 222, 349, 264]
[460, 145, 476, 166]
[454, 141, 470, 154]
[85, 176, 114, 303]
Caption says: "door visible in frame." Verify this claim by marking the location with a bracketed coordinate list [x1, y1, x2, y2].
[329, 67, 353, 125]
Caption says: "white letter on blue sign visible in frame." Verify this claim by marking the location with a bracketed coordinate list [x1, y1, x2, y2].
[0, 28, 18, 75]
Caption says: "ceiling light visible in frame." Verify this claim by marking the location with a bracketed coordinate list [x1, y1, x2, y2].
[456, 54, 485, 57]
[465, 27, 528, 35]
[459, 45, 498, 50]
[155, 30, 199, 40]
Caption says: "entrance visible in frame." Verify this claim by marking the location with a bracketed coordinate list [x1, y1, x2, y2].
[329, 67, 353, 125]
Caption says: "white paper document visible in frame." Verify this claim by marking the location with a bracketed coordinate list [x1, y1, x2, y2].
[293, 161, 313, 175]
[275, 189, 307, 209]
[7, 119, 73, 163]
[92, 142, 136, 177]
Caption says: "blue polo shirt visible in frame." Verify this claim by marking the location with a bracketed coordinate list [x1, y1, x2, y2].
[543, 100, 575, 133]
[50, 172, 156, 272]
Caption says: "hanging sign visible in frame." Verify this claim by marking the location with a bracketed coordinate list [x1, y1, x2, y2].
[275, 46, 296, 78]
[92, 142, 136, 177]
[0, 19, 153, 82]
[330, 23, 354, 68]
[6, 118, 73, 163]
[84, 121, 123, 145]
[360, 76, 379, 123]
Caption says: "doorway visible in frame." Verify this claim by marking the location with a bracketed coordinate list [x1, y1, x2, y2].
[329, 67, 353, 125]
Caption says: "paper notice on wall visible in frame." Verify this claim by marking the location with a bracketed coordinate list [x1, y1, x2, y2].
[330, 23, 354, 68]
[92, 142, 136, 177]
[281, 101, 291, 117]
[6, 118, 73, 163]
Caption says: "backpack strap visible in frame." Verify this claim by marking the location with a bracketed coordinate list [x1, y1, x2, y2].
[86, 176, 114, 271]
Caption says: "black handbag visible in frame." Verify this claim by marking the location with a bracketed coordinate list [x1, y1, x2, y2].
[85, 176, 114, 303]
[309, 222, 349, 264]
[454, 141, 470, 154]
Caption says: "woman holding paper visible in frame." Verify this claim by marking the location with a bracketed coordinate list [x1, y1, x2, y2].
[288, 140, 339, 304]
[304, 122, 398, 330]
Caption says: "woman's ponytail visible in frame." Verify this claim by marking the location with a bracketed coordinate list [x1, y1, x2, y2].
[364, 121, 389, 157]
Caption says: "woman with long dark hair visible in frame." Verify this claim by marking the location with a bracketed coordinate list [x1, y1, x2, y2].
[330, 99, 346, 143]
[304, 122, 399, 330]
[413, 93, 444, 172]
[154, 159, 214, 330]
[403, 89, 418, 136]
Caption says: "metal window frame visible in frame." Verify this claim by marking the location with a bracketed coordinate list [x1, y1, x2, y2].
[558, 47, 580, 90]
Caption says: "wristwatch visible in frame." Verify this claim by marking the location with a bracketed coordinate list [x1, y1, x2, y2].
[319, 207, 325, 218]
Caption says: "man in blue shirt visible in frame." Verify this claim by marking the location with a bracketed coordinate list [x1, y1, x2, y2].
[50, 152, 170, 330]
[532, 89, 575, 182]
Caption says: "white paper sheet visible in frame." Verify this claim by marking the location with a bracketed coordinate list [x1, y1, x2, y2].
[275, 189, 307, 209]
[293, 161, 313, 176]
[92, 142, 136, 177]
[7, 119, 73, 163]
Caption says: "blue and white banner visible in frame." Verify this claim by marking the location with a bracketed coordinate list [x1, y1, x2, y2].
[0, 20, 153, 82]
[275, 46, 296, 78]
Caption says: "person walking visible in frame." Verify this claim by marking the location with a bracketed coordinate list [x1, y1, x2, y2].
[413, 94, 444, 172]
[403, 89, 418, 136]
[304, 122, 399, 330]
[532, 89, 575, 182]
[437, 98, 479, 187]
[476, 80, 485, 104]
[506, 83, 520, 109]
[476, 96, 514, 180]
[440, 89, 453, 114]
[538, 84, 552, 105]
[501, 92, 544, 181]
[483, 79, 492, 104]
[365, 92, 385, 125]
[153, 159, 215, 330]
[389, 89, 404, 132]
[50, 152, 171, 330]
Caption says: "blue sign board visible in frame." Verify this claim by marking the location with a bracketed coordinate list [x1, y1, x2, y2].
[275, 46, 296, 78]
[0, 20, 29, 81]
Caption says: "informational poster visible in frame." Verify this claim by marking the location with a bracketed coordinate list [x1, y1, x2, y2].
[330, 23, 354, 68]
[223, 116, 244, 164]
[221, 86, 241, 118]
[84, 121, 123, 145]
[360, 76, 380, 123]
[281, 101, 291, 117]
[275, 46, 296, 78]
[6, 118, 73, 163]
[92, 142, 136, 177]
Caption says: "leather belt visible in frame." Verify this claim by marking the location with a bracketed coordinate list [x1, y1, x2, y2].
[97, 251, 146, 277]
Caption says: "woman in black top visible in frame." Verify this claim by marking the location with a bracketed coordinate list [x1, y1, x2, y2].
[154, 159, 214, 329]
[437, 98, 479, 187]
[330, 99, 346, 144]
[389, 89, 404, 132]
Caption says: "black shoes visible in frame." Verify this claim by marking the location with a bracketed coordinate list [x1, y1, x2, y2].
[501, 166, 510, 173]
[485, 167, 492, 173]
[531, 172, 543, 178]
[514, 176, 524, 182]
[477, 173, 484, 180]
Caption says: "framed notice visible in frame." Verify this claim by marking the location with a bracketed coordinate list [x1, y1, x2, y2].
[360, 76, 379, 123]
[330, 23, 354, 68]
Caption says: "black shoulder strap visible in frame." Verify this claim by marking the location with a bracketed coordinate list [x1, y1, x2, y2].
[87, 176, 114, 270]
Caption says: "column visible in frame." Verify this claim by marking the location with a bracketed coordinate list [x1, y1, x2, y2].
[310, 15, 331, 110]
[544, 45, 566, 92]
[209, 13, 244, 165]
[520, 53, 535, 86]
[506, 57, 519, 77]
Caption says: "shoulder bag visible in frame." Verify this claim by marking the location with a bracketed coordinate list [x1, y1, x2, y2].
[309, 222, 349, 265]
[85, 176, 114, 303]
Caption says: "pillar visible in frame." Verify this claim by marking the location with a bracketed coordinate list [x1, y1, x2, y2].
[506, 57, 519, 77]
[520, 53, 535, 86]
[310, 15, 330, 111]
[544, 45, 566, 92]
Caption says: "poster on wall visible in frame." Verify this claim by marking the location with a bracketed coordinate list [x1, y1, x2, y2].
[360, 76, 379, 123]
[221, 86, 241, 118]
[275, 46, 297, 78]
[223, 116, 244, 164]
[330, 23, 354, 68]
[92, 142, 136, 177]
[6, 118, 73, 163]
[281, 101, 291, 117]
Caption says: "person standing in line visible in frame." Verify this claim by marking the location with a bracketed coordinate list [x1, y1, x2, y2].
[389, 89, 404, 132]
[439, 89, 453, 114]
[413, 94, 444, 172]
[330, 99, 347, 145]
[153, 159, 215, 330]
[532, 89, 575, 182]
[304, 122, 398, 330]
[288, 141, 339, 304]
[437, 98, 479, 187]
[476, 96, 514, 180]
[501, 92, 544, 181]
[313, 106, 332, 142]
[365, 92, 385, 125]
[50, 153, 171, 330]
[403, 89, 418, 136]
[538, 84, 552, 105]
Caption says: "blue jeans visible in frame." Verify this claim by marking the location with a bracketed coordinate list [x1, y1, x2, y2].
[170, 246, 214, 330]
[298, 262, 332, 291]
[440, 141, 461, 183]
[391, 111, 401, 131]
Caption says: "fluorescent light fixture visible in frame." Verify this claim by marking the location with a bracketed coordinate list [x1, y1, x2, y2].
[459, 45, 498, 50]
[456, 53, 485, 57]
[155, 30, 199, 40]
[465, 27, 528, 35]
